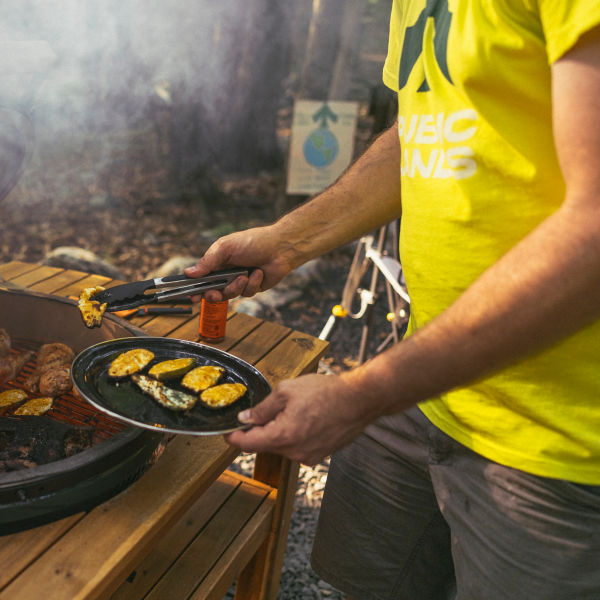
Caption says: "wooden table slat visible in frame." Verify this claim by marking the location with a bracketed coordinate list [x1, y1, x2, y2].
[0, 513, 85, 590]
[110, 472, 243, 600]
[255, 330, 329, 387]
[144, 480, 272, 600]
[133, 312, 198, 338]
[227, 320, 291, 366]
[53, 274, 113, 298]
[189, 490, 276, 600]
[9, 265, 64, 288]
[27, 270, 90, 294]
[0, 261, 41, 281]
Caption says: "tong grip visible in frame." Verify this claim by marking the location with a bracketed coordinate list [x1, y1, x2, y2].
[156, 268, 255, 288]
[154, 267, 256, 302]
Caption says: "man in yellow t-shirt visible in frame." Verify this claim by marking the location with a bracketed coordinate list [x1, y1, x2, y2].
[185, 1, 600, 597]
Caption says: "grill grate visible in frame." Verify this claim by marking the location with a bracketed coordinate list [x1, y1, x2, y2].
[2, 338, 127, 446]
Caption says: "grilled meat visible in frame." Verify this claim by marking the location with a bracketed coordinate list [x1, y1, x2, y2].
[24, 342, 75, 396]
[37, 343, 75, 370]
[0, 328, 10, 357]
[0, 350, 34, 385]
[39, 365, 72, 397]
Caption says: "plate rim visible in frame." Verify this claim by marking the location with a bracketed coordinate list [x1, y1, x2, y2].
[71, 336, 270, 436]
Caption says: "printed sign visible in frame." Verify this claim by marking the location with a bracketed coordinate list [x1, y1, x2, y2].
[286, 100, 359, 195]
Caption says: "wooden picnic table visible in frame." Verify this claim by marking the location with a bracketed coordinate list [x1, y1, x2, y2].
[0, 260, 329, 600]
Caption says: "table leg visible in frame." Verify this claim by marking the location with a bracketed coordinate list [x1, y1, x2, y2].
[234, 452, 299, 600]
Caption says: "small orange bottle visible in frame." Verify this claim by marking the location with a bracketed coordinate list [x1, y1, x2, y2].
[198, 298, 228, 342]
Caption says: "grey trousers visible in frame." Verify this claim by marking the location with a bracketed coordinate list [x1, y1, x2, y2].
[310, 407, 600, 600]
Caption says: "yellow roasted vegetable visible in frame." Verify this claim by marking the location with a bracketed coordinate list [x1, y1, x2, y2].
[148, 358, 195, 380]
[181, 365, 225, 393]
[108, 348, 155, 378]
[200, 382, 247, 409]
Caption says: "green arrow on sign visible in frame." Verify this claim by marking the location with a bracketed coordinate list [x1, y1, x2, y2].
[312, 103, 338, 128]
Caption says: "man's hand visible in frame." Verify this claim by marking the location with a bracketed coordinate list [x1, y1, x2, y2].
[185, 122, 402, 303]
[184, 225, 296, 301]
[225, 373, 379, 465]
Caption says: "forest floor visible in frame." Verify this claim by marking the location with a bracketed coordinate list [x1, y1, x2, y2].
[0, 171, 398, 373]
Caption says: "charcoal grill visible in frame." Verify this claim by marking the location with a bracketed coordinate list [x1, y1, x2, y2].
[0, 288, 164, 534]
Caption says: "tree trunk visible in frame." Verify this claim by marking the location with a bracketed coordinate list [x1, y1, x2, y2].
[298, 0, 365, 100]
[214, 0, 294, 172]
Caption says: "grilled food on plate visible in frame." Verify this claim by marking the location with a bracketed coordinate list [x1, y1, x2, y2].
[181, 365, 225, 393]
[132, 374, 198, 411]
[200, 382, 247, 409]
[148, 358, 195, 381]
[108, 349, 155, 378]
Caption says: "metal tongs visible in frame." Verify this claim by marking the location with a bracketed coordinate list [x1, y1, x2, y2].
[90, 267, 253, 312]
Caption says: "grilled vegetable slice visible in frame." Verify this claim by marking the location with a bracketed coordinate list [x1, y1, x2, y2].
[200, 382, 247, 409]
[148, 357, 195, 381]
[181, 365, 225, 393]
[14, 396, 53, 416]
[78, 286, 108, 328]
[0, 388, 28, 408]
[108, 348, 154, 378]
[132, 374, 198, 411]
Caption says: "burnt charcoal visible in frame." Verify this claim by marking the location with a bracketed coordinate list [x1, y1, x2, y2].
[64, 429, 93, 457]
[0, 457, 37, 472]
[0, 417, 95, 468]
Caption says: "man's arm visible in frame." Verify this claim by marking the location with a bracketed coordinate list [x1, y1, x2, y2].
[226, 27, 600, 465]
[185, 122, 401, 298]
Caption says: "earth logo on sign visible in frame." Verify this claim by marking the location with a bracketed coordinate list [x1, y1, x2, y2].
[303, 103, 339, 168]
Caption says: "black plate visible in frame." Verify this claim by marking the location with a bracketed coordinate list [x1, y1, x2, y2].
[71, 337, 271, 435]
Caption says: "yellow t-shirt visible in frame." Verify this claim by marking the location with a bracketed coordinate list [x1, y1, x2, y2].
[383, 0, 600, 484]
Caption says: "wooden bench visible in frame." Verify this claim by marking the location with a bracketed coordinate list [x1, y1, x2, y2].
[111, 469, 277, 600]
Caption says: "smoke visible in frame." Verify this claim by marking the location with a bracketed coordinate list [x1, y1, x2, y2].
[0, 1, 289, 201]
[0, 2, 236, 132]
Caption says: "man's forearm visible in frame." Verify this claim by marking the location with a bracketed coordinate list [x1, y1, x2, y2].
[342, 200, 600, 421]
[273, 123, 402, 270]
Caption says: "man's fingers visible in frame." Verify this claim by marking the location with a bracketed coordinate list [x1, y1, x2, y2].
[242, 269, 264, 297]
[237, 390, 286, 426]
[184, 257, 216, 279]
